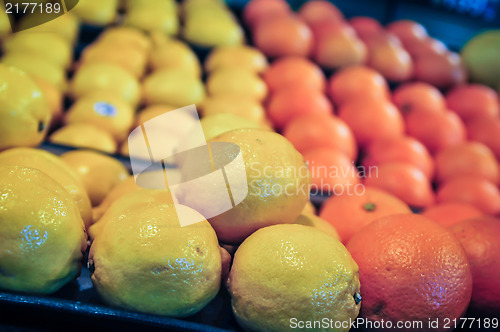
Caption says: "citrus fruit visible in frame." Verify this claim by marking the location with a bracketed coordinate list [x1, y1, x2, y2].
[97, 27, 152, 55]
[347, 214, 472, 329]
[49, 123, 117, 154]
[142, 68, 205, 107]
[65, 92, 135, 143]
[328, 66, 390, 106]
[135, 104, 177, 127]
[201, 95, 267, 124]
[313, 28, 367, 70]
[298, 0, 343, 26]
[243, 0, 290, 28]
[0, 9, 11, 38]
[466, 116, 500, 161]
[392, 82, 445, 116]
[92, 176, 141, 221]
[405, 37, 447, 58]
[89, 192, 221, 317]
[266, 85, 333, 129]
[177, 128, 310, 244]
[0, 148, 93, 228]
[434, 142, 499, 185]
[445, 84, 499, 123]
[414, 52, 467, 88]
[362, 136, 435, 179]
[302, 201, 316, 215]
[421, 202, 484, 228]
[293, 213, 340, 240]
[149, 39, 201, 77]
[386, 20, 428, 46]
[206, 67, 267, 101]
[18, 12, 79, 44]
[366, 38, 413, 82]
[200, 113, 264, 141]
[283, 113, 357, 161]
[0, 165, 87, 294]
[436, 176, 500, 215]
[32, 77, 63, 125]
[61, 150, 129, 207]
[228, 224, 360, 332]
[349, 16, 384, 40]
[72, 0, 118, 25]
[70, 62, 141, 107]
[263, 56, 326, 93]
[0, 64, 51, 151]
[364, 162, 435, 208]
[205, 45, 268, 73]
[320, 187, 411, 244]
[123, 1, 178, 36]
[461, 30, 500, 88]
[302, 147, 360, 194]
[338, 99, 404, 147]
[450, 217, 500, 314]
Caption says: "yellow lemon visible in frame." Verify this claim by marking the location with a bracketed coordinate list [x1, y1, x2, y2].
[79, 41, 148, 78]
[183, 12, 244, 47]
[0, 147, 93, 228]
[123, 0, 178, 36]
[302, 200, 316, 214]
[177, 128, 310, 243]
[65, 91, 135, 143]
[70, 62, 141, 107]
[205, 46, 268, 73]
[0, 64, 51, 151]
[201, 95, 267, 124]
[92, 176, 140, 221]
[207, 68, 267, 101]
[98, 27, 152, 55]
[31, 77, 63, 125]
[49, 123, 117, 154]
[142, 68, 205, 107]
[3, 32, 72, 68]
[2, 52, 68, 91]
[89, 192, 222, 317]
[18, 12, 79, 44]
[61, 150, 129, 207]
[0, 9, 11, 39]
[200, 113, 264, 141]
[228, 224, 361, 331]
[149, 39, 201, 77]
[294, 213, 341, 240]
[0, 165, 87, 294]
[72, 0, 118, 26]
[135, 104, 178, 127]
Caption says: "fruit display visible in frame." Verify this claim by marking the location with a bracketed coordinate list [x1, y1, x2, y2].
[1, 0, 500, 331]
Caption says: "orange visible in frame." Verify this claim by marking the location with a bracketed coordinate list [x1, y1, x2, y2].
[405, 109, 466, 155]
[302, 147, 360, 194]
[392, 82, 445, 116]
[349, 16, 384, 40]
[414, 52, 467, 88]
[404, 37, 447, 58]
[263, 56, 326, 93]
[243, 0, 290, 28]
[253, 15, 313, 58]
[364, 162, 435, 208]
[347, 214, 472, 328]
[436, 176, 500, 215]
[266, 85, 333, 129]
[466, 116, 500, 161]
[328, 66, 390, 106]
[319, 187, 411, 244]
[362, 136, 434, 179]
[283, 113, 357, 161]
[386, 20, 428, 46]
[421, 202, 484, 228]
[434, 142, 499, 185]
[338, 99, 404, 148]
[451, 217, 500, 314]
[298, 0, 343, 26]
[445, 84, 499, 123]
[366, 39, 413, 82]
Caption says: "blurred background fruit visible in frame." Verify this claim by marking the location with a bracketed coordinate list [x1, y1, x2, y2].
[49, 123, 118, 154]
[461, 30, 500, 88]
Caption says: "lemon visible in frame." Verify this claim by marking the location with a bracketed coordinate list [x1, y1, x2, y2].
[89, 192, 222, 317]
[98, 27, 152, 55]
[79, 42, 148, 78]
[142, 68, 205, 107]
[92, 176, 141, 221]
[205, 46, 268, 73]
[201, 113, 264, 141]
[18, 12, 79, 44]
[228, 224, 361, 331]
[177, 128, 310, 243]
[49, 123, 117, 154]
[61, 150, 129, 207]
[3, 32, 72, 68]
[0, 64, 51, 151]
[183, 10, 244, 47]
[70, 62, 141, 107]
[149, 39, 201, 77]
[0, 9, 11, 38]
[207, 68, 267, 101]
[72, 0, 118, 26]
[294, 213, 340, 240]
[302, 201, 316, 214]
[201, 95, 267, 124]
[2, 52, 68, 91]
[135, 104, 177, 126]
[0, 148, 93, 228]
[0, 165, 87, 294]
[65, 91, 135, 143]
[31, 77, 63, 125]
[123, 1, 178, 36]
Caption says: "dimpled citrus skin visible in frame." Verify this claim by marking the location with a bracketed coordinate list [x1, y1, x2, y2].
[294, 213, 340, 240]
[89, 194, 222, 317]
[0, 166, 86, 294]
[227, 224, 361, 332]
[178, 128, 310, 244]
[0, 148, 93, 228]
[0, 64, 51, 151]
